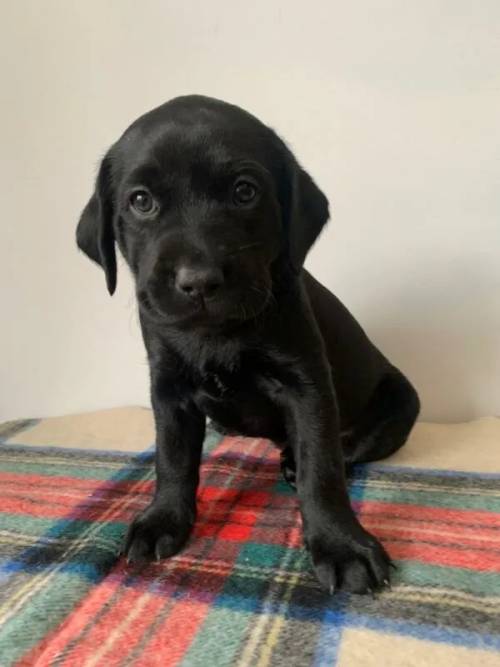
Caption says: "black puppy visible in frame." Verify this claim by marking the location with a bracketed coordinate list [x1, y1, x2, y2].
[77, 95, 419, 594]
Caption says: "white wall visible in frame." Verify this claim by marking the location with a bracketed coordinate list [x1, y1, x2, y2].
[1, 0, 499, 422]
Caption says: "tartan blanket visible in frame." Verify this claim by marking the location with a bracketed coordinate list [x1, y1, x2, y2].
[0, 414, 499, 666]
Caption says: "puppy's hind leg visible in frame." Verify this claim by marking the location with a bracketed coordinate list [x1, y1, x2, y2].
[342, 370, 420, 467]
[279, 368, 419, 486]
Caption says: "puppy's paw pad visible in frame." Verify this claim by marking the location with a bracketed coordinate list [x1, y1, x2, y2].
[311, 532, 392, 595]
[154, 534, 178, 561]
[338, 559, 374, 594]
[123, 505, 190, 564]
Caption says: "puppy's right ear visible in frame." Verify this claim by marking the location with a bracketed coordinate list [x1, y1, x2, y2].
[76, 153, 117, 295]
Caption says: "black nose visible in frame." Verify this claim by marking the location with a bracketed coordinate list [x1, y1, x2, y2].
[175, 265, 224, 299]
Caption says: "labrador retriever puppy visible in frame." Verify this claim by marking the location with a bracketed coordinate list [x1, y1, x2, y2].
[77, 95, 420, 594]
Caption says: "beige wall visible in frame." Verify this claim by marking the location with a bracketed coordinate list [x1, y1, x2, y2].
[1, 1, 499, 422]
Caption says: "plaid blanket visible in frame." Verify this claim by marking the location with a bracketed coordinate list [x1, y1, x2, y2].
[0, 414, 499, 666]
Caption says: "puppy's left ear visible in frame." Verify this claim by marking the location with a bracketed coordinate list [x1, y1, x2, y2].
[285, 166, 330, 270]
[76, 153, 117, 295]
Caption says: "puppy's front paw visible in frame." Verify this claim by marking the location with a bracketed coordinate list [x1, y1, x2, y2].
[123, 503, 193, 564]
[310, 527, 392, 595]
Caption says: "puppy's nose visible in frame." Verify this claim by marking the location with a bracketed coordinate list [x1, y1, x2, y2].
[175, 265, 224, 299]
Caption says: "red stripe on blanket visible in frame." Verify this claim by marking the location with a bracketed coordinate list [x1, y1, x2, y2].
[0, 495, 145, 523]
[359, 500, 500, 527]
[0, 472, 154, 494]
[101, 592, 168, 667]
[386, 540, 500, 572]
[365, 520, 500, 551]
[57, 579, 152, 667]
[134, 599, 210, 667]
[15, 566, 128, 667]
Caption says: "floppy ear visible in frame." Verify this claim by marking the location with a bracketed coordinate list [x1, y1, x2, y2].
[76, 154, 117, 295]
[286, 166, 330, 270]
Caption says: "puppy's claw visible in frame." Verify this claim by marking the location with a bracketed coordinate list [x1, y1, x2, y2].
[313, 561, 337, 595]
[124, 535, 150, 565]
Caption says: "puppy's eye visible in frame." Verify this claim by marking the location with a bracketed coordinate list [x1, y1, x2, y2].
[233, 179, 258, 205]
[129, 190, 158, 216]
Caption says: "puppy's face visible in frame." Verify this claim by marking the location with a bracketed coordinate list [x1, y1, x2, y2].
[118, 126, 282, 326]
[77, 96, 330, 328]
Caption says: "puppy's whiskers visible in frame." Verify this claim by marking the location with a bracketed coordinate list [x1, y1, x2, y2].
[227, 242, 264, 257]
[249, 284, 277, 309]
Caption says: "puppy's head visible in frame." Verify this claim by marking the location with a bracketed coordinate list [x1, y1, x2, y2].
[77, 95, 329, 327]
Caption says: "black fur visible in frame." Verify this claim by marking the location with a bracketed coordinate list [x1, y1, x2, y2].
[77, 95, 420, 594]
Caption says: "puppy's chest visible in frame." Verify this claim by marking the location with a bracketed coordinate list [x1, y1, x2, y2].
[195, 366, 258, 404]
[192, 357, 283, 412]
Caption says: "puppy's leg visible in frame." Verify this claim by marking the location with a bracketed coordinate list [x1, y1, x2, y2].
[280, 446, 297, 489]
[280, 423, 359, 487]
[287, 365, 391, 594]
[342, 370, 420, 467]
[124, 390, 205, 563]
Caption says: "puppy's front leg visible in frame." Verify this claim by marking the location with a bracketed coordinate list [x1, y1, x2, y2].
[124, 388, 205, 563]
[290, 367, 391, 594]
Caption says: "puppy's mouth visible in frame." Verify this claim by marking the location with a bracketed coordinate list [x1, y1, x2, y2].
[138, 286, 271, 327]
